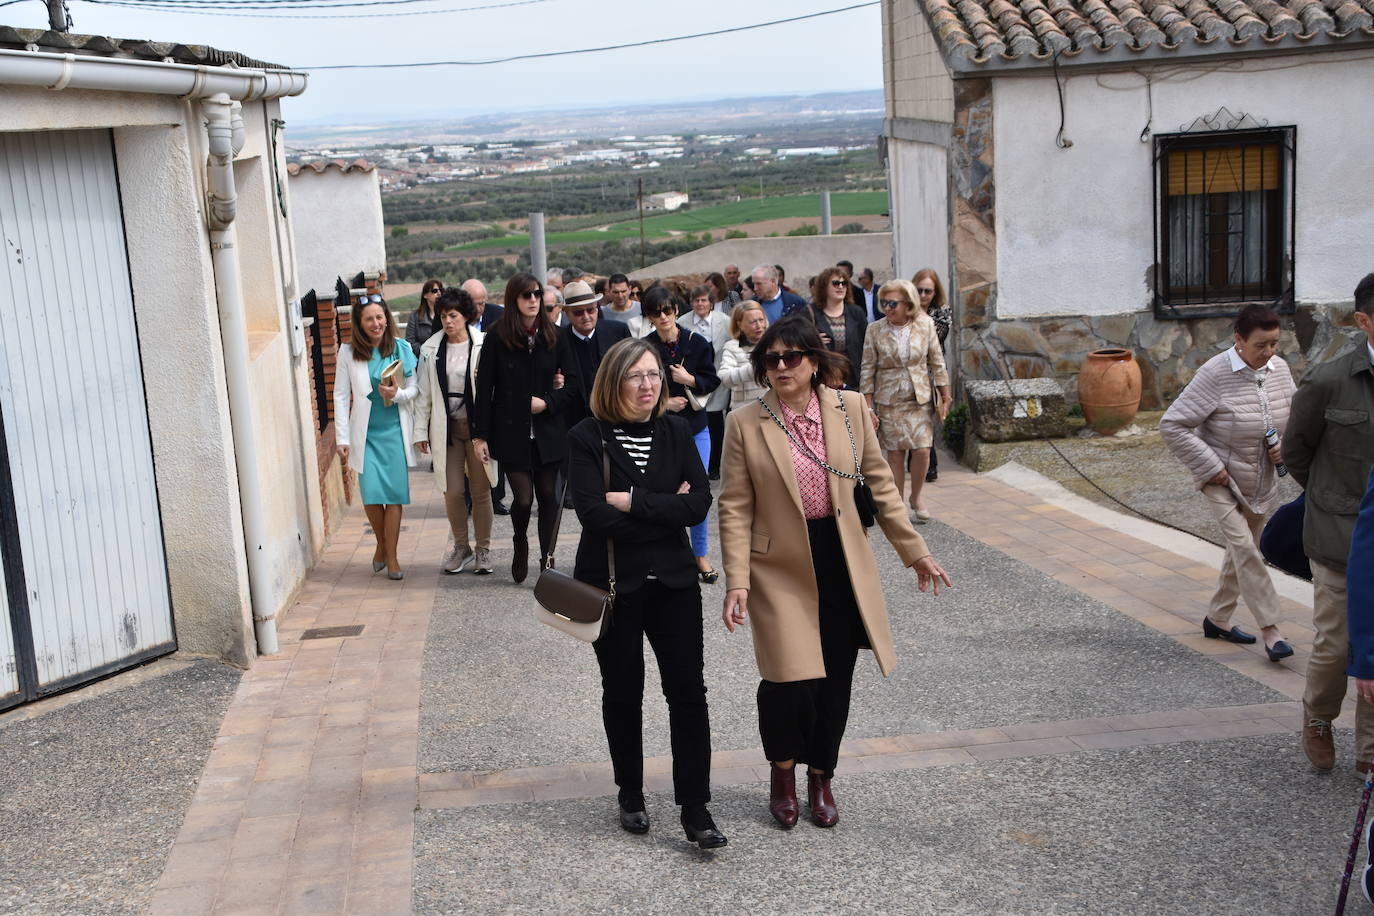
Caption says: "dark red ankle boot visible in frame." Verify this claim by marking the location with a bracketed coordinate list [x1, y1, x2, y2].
[769, 763, 798, 828]
[807, 771, 838, 827]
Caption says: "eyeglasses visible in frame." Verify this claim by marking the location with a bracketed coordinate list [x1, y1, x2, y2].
[879, 299, 906, 310]
[518, 288, 543, 301]
[829, 279, 847, 288]
[426, 288, 443, 295]
[761, 349, 811, 370]
[623, 371, 663, 386]
[916, 288, 935, 296]
[567, 306, 598, 318]
[644, 309, 674, 319]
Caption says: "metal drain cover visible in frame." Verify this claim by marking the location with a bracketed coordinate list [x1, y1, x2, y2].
[301, 625, 365, 640]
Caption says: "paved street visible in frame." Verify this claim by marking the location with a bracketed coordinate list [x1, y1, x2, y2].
[2, 453, 1366, 914]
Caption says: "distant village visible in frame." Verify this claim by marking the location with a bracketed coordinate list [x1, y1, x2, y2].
[291, 133, 865, 191]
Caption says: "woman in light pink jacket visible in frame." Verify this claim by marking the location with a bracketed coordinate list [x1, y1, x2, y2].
[1160, 304, 1296, 661]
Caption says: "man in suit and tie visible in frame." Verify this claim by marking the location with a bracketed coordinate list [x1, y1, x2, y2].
[855, 267, 880, 321]
[463, 278, 504, 332]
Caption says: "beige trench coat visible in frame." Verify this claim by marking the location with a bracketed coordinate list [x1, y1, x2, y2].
[718, 386, 933, 682]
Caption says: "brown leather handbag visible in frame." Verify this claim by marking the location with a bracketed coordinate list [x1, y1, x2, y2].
[533, 448, 615, 643]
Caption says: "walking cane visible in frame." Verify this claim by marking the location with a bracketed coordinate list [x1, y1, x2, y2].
[1336, 752, 1374, 916]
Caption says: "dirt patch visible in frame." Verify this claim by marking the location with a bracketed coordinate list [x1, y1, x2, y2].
[705, 213, 889, 240]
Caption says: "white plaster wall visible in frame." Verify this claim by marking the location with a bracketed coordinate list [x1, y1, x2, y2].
[888, 138, 948, 281]
[290, 169, 386, 297]
[0, 86, 326, 665]
[993, 51, 1374, 318]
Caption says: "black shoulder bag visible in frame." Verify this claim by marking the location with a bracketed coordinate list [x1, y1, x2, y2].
[533, 446, 616, 642]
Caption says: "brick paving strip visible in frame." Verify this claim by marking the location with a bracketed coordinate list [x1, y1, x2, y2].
[416, 700, 1300, 808]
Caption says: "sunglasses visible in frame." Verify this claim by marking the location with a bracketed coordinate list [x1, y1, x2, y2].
[829, 279, 847, 287]
[518, 288, 543, 300]
[358, 294, 383, 305]
[917, 288, 935, 296]
[567, 306, 598, 318]
[879, 299, 906, 310]
[761, 349, 811, 370]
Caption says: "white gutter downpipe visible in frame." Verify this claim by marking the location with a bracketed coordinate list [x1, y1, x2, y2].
[203, 92, 278, 656]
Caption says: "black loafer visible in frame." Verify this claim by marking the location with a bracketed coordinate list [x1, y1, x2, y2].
[1266, 639, 1294, 662]
[1203, 616, 1257, 644]
[619, 808, 649, 834]
[680, 804, 728, 850]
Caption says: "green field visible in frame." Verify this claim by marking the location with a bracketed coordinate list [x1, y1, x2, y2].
[446, 191, 887, 253]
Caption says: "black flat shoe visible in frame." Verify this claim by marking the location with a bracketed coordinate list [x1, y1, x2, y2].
[1202, 616, 1257, 644]
[925, 469, 938, 483]
[680, 804, 728, 850]
[492, 501, 510, 516]
[1266, 639, 1294, 662]
[618, 793, 649, 835]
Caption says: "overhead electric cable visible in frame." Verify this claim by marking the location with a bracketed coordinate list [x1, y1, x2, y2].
[270, 2, 877, 53]
[75, 0, 546, 14]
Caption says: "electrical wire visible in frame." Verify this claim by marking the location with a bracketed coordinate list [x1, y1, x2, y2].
[76, 0, 547, 15]
[298, 3, 879, 65]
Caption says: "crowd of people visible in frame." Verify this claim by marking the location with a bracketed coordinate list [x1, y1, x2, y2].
[334, 258, 1374, 852]
[334, 257, 956, 846]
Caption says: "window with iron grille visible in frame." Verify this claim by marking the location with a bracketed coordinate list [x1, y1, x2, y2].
[1153, 127, 1295, 318]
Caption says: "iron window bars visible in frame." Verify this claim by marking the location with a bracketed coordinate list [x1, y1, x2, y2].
[1153, 127, 1296, 319]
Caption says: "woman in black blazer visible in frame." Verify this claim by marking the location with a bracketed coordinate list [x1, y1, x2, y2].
[472, 272, 576, 583]
[567, 337, 727, 851]
[640, 285, 721, 582]
[809, 265, 868, 389]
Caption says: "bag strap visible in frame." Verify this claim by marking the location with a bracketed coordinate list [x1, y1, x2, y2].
[548, 440, 616, 597]
[757, 391, 866, 484]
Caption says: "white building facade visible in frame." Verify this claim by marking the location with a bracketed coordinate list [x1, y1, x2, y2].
[288, 160, 386, 300]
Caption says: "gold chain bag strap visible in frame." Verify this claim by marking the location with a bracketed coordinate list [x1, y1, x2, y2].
[533, 446, 616, 642]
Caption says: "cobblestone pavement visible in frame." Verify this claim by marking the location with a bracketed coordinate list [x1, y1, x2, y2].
[8, 448, 1363, 915]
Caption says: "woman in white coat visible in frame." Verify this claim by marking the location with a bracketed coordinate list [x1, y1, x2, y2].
[413, 289, 493, 575]
[334, 295, 419, 580]
[718, 301, 769, 411]
[679, 283, 732, 479]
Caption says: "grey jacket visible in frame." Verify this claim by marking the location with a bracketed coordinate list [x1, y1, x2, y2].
[1162, 349, 1295, 515]
[1282, 340, 1374, 570]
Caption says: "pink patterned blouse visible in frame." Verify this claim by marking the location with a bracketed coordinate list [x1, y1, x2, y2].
[779, 390, 834, 520]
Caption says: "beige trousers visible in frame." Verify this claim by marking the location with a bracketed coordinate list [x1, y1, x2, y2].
[1201, 484, 1280, 629]
[1305, 560, 1374, 762]
[444, 417, 492, 552]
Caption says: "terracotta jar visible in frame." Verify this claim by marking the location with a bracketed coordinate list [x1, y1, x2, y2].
[1078, 348, 1142, 436]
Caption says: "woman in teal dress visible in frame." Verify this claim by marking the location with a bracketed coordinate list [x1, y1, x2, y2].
[334, 295, 419, 580]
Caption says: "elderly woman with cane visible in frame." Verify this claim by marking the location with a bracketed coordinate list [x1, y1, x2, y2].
[1161, 303, 1296, 661]
[719, 316, 951, 829]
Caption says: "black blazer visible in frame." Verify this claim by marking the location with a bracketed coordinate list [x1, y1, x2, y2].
[568, 415, 710, 593]
[645, 328, 720, 435]
[478, 303, 504, 331]
[472, 332, 578, 470]
[556, 321, 631, 428]
[809, 302, 868, 389]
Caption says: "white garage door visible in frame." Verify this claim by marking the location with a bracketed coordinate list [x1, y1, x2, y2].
[0, 128, 175, 707]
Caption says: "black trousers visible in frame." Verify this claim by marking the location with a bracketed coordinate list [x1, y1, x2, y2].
[706, 410, 725, 476]
[593, 579, 711, 805]
[757, 517, 869, 779]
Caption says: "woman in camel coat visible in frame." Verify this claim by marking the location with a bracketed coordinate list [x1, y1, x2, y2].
[718, 316, 951, 830]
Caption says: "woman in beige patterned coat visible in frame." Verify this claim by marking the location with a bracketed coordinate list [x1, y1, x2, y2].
[1160, 304, 1296, 661]
[859, 279, 950, 522]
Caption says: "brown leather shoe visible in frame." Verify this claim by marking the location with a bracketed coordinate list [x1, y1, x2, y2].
[807, 771, 838, 827]
[1303, 718, 1335, 771]
[768, 763, 798, 828]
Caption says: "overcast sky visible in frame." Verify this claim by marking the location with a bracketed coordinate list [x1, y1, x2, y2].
[15, 0, 884, 124]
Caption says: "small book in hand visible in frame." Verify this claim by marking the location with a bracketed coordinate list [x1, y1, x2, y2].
[379, 359, 403, 406]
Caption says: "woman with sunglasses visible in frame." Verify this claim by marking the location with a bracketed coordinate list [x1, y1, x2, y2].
[566, 337, 727, 850]
[809, 266, 867, 389]
[859, 279, 950, 523]
[335, 295, 419, 580]
[405, 278, 445, 358]
[912, 268, 950, 483]
[472, 273, 576, 582]
[641, 286, 721, 583]
[719, 317, 951, 829]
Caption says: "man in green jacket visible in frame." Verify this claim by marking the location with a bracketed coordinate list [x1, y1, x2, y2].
[1284, 272, 1374, 773]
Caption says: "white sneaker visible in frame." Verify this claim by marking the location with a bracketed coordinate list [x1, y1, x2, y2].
[474, 547, 493, 575]
[443, 545, 474, 574]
